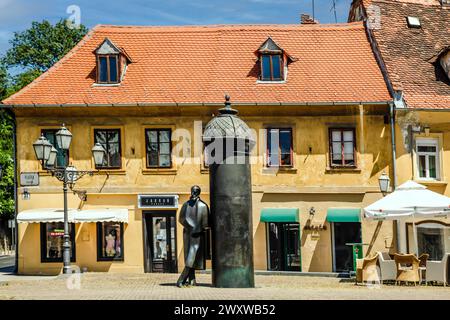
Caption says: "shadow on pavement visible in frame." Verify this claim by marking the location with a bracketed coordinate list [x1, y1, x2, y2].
[160, 282, 213, 288]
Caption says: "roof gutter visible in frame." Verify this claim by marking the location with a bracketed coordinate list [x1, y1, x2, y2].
[0, 100, 391, 108]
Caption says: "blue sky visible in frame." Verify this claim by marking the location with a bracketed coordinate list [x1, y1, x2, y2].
[0, 0, 353, 56]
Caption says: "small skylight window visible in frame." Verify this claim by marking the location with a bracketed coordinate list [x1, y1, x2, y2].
[406, 16, 421, 28]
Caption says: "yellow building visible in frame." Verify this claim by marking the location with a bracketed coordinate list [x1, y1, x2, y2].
[349, 0, 450, 259]
[2, 22, 396, 275]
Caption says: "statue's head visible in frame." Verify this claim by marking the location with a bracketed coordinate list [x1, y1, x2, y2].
[190, 185, 201, 200]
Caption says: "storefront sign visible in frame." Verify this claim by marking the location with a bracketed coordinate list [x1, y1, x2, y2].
[138, 195, 179, 209]
[20, 172, 39, 187]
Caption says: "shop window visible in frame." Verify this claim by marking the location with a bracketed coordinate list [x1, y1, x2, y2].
[41, 129, 69, 168]
[329, 128, 356, 167]
[267, 128, 293, 167]
[97, 222, 124, 261]
[94, 129, 122, 169]
[40, 222, 76, 263]
[145, 129, 172, 168]
[416, 138, 440, 180]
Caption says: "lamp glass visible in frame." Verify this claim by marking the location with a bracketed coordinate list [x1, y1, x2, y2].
[92, 143, 106, 167]
[378, 172, 390, 193]
[33, 135, 52, 161]
[55, 125, 72, 151]
[46, 147, 58, 167]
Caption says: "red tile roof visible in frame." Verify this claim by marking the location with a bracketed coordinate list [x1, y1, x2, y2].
[356, 0, 450, 109]
[2, 22, 391, 106]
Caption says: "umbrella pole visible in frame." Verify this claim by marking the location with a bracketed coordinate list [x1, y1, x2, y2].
[413, 207, 419, 256]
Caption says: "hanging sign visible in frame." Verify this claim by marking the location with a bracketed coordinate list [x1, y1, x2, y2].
[138, 195, 179, 209]
[20, 172, 39, 187]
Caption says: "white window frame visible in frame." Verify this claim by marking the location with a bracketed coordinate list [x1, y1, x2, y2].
[415, 138, 440, 180]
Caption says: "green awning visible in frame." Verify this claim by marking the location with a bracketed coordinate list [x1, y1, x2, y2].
[260, 208, 299, 223]
[327, 208, 361, 223]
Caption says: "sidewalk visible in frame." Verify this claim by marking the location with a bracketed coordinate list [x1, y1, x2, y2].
[0, 272, 449, 300]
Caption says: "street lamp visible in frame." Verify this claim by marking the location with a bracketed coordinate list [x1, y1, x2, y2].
[378, 171, 390, 196]
[33, 124, 106, 274]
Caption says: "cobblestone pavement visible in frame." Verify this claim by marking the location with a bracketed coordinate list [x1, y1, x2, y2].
[1, 273, 450, 300]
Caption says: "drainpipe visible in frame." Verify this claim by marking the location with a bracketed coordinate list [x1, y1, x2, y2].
[5, 108, 18, 273]
[389, 102, 400, 252]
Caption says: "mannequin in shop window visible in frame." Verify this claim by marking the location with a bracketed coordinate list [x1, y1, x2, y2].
[105, 229, 117, 257]
[177, 185, 210, 287]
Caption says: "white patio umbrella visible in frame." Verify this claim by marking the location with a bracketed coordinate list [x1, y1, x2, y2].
[364, 180, 450, 254]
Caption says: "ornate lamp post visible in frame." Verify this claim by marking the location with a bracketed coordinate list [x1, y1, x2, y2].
[33, 124, 106, 274]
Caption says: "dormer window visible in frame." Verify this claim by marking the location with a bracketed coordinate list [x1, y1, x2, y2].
[440, 49, 450, 81]
[98, 54, 119, 83]
[95, 38, 131, 85]
[257, 37, 295, 82]
[261, 54, 283, 81]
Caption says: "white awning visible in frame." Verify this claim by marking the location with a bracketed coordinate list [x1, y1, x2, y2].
[74, 209, 128, 223]
[17, 208, 77, 223]
[17, 208, 129, 223]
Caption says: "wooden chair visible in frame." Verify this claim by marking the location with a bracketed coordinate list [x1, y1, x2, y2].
[394, 253, 420, 286]
[418, 253, 429, 267]
[418, 253, 429, 284]
[356, 254, 379, 285]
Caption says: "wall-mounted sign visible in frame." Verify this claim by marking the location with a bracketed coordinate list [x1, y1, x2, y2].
[138, 195, 179, 209]
[20, 172, 39, 187]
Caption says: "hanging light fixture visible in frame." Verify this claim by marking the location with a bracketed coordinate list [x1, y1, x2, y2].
[46, 146, 58, 168]
[91, 143, 106, 167]
[378, 171, 391, 195]
[33, 134, 53, 163]
[55, 124, 73, 151]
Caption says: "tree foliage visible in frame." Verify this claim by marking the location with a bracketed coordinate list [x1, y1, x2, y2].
[4, 19, 88, 72]
[0, 20, 88, 218]
[0, 110, 14, 219]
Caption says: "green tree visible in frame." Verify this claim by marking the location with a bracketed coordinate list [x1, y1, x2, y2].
[4, 19, 88, 71]
[0, 65, 7, 100]
[0, 20, 88, 218]
[0, 109, 14, 219]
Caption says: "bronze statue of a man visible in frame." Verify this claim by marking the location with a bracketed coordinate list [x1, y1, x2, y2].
[177, 185, 210, 287]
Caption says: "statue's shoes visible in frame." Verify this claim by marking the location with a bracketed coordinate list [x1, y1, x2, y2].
[189, 279, 197, 286]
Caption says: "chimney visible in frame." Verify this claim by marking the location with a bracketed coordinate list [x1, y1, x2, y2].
[301, 13, 318, 24]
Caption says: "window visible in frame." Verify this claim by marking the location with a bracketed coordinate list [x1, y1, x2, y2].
[94, 129, 122, 169]
[145, 129, 172, 168]
[261, 54, 283, 81]
[440, 50, 450, 81]
[416, 138, 440, 180]
[40, 222, 76, 263]
[97, 222, 124, 261]
[41, 129, 69, 168]
[267, 128, 293, 167]
[329, 128, 356, 167]
[97, 55, 119, 84]
[407, 222, 450, 261]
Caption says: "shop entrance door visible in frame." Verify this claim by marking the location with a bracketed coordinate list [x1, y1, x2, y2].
[267, 222, 301, 271]
[332, 222, 361, 272]
[143, 211, 177, 273]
